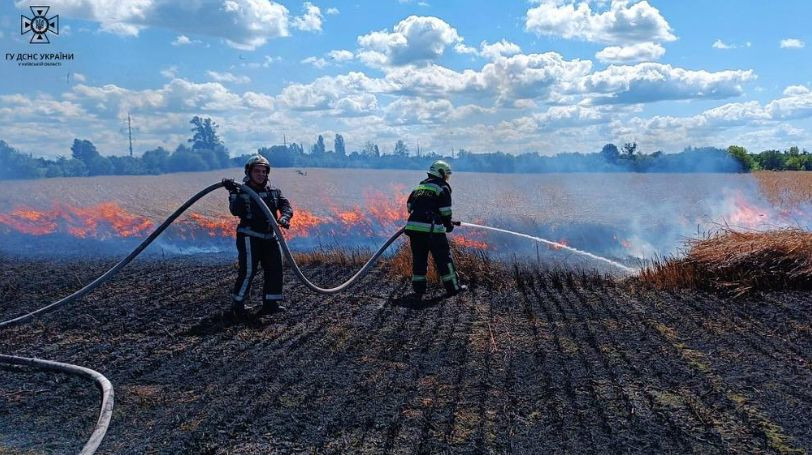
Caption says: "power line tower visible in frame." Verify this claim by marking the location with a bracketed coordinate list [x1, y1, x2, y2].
[127, 113, 134, 157]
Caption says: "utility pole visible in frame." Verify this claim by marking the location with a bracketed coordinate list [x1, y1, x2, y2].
[283, 133, 287, 148]
[127, 113, 134, 157]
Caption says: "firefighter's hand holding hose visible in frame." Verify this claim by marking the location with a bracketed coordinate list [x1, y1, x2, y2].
[221, 178, 240, 193]
[277, 215, 291, 229]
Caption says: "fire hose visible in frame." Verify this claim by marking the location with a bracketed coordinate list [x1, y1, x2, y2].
[0, 180, 634, 452]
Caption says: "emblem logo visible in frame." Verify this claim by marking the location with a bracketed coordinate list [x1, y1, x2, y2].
[21, 6, 59, 44]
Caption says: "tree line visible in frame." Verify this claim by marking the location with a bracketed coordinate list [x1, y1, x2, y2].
[0, 116, 808, 180]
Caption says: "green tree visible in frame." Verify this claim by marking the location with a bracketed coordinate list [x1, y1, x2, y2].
[311, 135, 326, 155]
[600, 143, 619, 163]
[727, 145, 756, 172]
[393, 139, 409, 156]
[188, 116, 222, 150]
[362, 141, 380, 158]
[334, 134, 345, 157]
[141, 147, 170, 174]
[621, 142, 637, 159]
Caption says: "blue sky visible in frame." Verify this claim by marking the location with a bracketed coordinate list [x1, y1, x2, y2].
[1, 0, 811, 158]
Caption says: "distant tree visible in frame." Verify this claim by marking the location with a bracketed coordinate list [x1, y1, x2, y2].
[334, 134, 346, 157]
[311, 135, 326, 155]
[71, 139, 100, 163]
[727, 145, 756, 172]
[70, 138, 112, 175]
[109, 156, 146, 175]
[393, 139, 409, 156]
[756, 150, 785, 170]
[600, 143, 620, 163]
[259, 145, 296, 167]
[0, 140, 40, 178]
[621, 142, 637, 159]
[362, 141, 380, 158]
[167, 144, 209, 172]
[141, 147, 170, 174]
[188, 116, 222, 151]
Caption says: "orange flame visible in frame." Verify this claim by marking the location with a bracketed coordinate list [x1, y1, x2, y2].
[550, 238, 568, 251]
[0, 189, 491, 251]
[453, 235, 489, 250]
[0, 203, 153, 238]
[727, 192, 769, 228]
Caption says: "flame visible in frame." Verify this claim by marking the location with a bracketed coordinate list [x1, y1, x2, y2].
[0, 203, 153, 238]
[550, 238, 568, 251]
[613, 234, 632, 249]
[0, 188, 492, 251]
[727, 192, 769, 229]
[453, 235, 489, 250]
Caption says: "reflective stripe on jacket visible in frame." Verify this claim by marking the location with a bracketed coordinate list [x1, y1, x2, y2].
[405, 176, 452, 234]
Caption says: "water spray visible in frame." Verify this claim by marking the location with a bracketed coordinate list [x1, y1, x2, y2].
[457, 221, 636, 273]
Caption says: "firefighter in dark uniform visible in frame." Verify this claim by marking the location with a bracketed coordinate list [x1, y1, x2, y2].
[405, 160, 466, 298]
[222, 155, 293, 317]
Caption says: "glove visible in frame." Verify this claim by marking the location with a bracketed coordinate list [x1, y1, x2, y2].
[221, 178, 240, 192]
[445, 222, 454, 233]
[277, 216, 290, 229]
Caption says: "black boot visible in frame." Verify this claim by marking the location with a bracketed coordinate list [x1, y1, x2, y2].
[231, 302, 248, 320]
[259, 300, 285, 315]
[445, 284, 468, 298]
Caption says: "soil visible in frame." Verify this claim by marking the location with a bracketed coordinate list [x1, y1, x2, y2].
[1, 256, 810, 454]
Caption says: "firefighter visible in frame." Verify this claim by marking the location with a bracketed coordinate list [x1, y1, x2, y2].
[405, 160, 467, 298]
[221, 155, 293, 318]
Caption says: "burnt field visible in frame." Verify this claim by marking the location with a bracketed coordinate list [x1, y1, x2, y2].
[1, 256, 811, 454]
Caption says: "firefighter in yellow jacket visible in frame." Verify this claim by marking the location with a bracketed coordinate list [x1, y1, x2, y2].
[405, 160, 466, 297]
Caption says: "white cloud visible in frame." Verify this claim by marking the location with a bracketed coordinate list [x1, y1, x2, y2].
[292, 2, 323, 32]
[577, 63, 755, 104]
[19, 0, 291, 50]
[206, 71, 251, 84]
[610, 85, 812, 151]
[712, 39, 733, 50]
[160, 66, 178, 79]
[783, 85, 810, 97]
[454, 43, 478, 55]
[61, 79, 246, 116]
[526, 0, 676, 45]
[326, 7, 339, 15]
[172, 35, 201, 46]
[278, 72, 386, 113]
[302, 50, 354, 68]
[0, 94, 87, 122]
[479, 53, 593, 104]
[327, 49, 354, 61]
[595, 42, 665, 63]
[357, 16, 468, 66]
[384, 97, 455, 125]
[780, 38, 805, 49]
[480, 39, 522, 60]
[72, 73, 87, 82]
[302, 56, 329, 68]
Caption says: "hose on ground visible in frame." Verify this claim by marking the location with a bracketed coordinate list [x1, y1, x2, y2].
[0, 354, 114, 455]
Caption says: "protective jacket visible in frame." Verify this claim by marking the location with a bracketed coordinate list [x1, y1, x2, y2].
[405, 176, 453, 234]
[229, 182, 293, 239]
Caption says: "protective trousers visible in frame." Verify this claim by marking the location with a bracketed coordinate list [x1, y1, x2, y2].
[408, 232, 460, 295]
[231, 233, 283, 308]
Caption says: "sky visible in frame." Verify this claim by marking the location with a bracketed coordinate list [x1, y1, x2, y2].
[1, 0, 811, 159]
